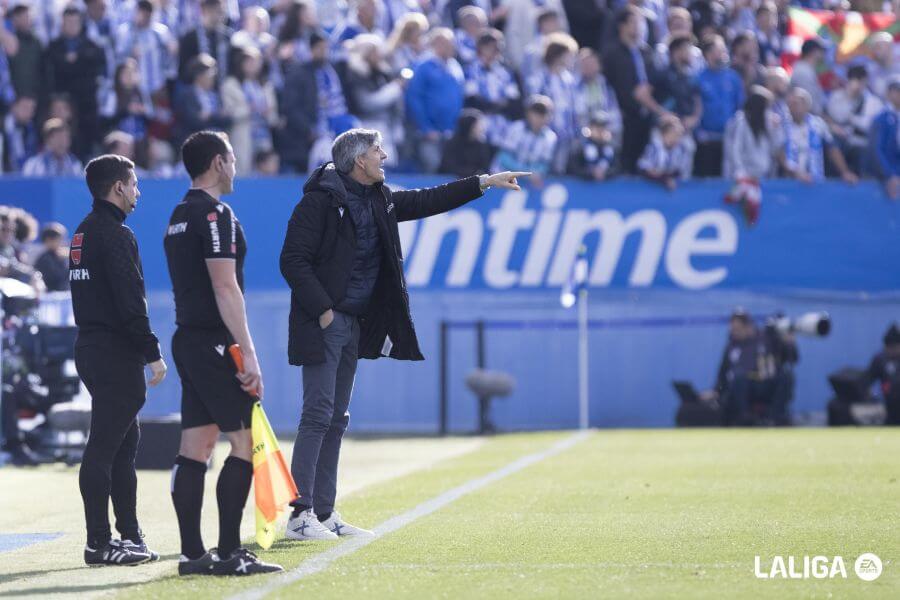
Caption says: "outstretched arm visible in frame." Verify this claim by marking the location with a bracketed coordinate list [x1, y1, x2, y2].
[393, 171, 530, 222]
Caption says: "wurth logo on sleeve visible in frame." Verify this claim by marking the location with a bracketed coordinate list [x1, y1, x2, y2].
[167, 222, 188, 235]
[208, 212, 221, 253]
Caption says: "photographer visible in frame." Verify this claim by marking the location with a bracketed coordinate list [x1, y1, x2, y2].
[708, 310, 798, 426]
[864, 323, 900, 425]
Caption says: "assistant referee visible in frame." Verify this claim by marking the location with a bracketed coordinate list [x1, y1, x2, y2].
[164, 131, 282, 576]
[70, 155, 167, 566]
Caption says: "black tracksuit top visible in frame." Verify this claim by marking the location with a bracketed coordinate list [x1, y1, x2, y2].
[69, 199, 161, 363]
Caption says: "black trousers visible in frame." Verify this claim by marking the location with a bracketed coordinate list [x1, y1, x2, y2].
[694, 140, 724, 177]
[75, 342, 146, 546]
[722, 372, 793, 426]
[621, 114, 651, 174]
[887, 391, 900, 425]
[1, 384, 19, 450]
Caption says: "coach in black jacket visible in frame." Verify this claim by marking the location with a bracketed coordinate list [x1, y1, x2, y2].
[279, 128, 526, 540]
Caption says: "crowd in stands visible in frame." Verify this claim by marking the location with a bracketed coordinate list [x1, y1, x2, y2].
[0, 204, 69, 294]
[1, 0, 900, 195]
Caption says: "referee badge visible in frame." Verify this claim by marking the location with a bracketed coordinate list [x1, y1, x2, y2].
[70, 233, 83, 265]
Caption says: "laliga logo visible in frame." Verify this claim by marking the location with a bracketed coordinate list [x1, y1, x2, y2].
[397, 184, 739, 290]
[754, 553, 882, 581]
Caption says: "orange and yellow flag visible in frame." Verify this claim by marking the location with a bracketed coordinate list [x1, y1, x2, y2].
[251, 401, 299, 549]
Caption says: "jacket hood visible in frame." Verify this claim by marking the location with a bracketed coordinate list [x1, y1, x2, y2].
[303, 162, 348, 204]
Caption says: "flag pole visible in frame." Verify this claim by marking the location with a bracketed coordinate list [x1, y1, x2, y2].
[577, 287, 589, 430]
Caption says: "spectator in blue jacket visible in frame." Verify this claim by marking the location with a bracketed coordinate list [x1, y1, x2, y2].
[695, 35, 744, 177]
[405, 27, 465, 172]
[871, 78, 900, 199]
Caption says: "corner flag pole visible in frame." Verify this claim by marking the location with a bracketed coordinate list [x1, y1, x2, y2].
[561, 245, 590, 430]
[577, 286, 589, 430]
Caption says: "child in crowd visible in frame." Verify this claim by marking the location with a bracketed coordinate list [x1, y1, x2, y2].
[570, 113, 616, 181]
[638, 114, 695, 190]
[492, 95, 557, 188]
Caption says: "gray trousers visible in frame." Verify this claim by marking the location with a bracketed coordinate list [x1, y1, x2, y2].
[290, 311, 359, 515]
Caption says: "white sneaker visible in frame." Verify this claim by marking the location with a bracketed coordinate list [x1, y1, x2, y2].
[285, 509, 338, 541]
[319, 511, 374, 538]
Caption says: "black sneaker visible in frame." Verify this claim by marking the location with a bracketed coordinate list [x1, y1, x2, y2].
[212, 548, 283, 576]
[84, 540, 152, 566]
[178, 550, 219, 576]
[113, 538, 160, 562]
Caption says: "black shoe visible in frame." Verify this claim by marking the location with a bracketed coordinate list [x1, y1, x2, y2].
[212, 548, 283, 576]
[84, 540, 152, 566]
[113, 538, 160, 562]
[178, 550, 219, 576]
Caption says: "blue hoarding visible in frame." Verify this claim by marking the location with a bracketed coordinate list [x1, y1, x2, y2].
[7, 176, 900, 432]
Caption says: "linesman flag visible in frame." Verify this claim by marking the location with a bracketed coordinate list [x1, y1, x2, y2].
[229, 345, 299, 550]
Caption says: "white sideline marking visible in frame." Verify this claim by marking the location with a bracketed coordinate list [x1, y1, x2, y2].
[229, 431, 590, 600]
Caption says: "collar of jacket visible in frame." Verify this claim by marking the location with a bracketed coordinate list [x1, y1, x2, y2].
[305, 161, 384, 208]
[91, 198, 127, 223]
[338, 170, 379, 201]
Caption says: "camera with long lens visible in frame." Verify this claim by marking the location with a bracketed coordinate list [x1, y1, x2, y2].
[766, 312, 831, 337]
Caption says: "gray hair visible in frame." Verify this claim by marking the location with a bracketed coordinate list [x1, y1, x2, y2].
[789, 86, 812, 108]
[331, 128, 382, 173]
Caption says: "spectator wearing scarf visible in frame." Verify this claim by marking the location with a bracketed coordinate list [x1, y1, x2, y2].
[3, 96, 39, 173]
[463, 30, 522, 147]
[780, 87, 856, 184]
[525, 33, 580, 173]
[116, 1, 178, 97]
[178, 0, 233, 86]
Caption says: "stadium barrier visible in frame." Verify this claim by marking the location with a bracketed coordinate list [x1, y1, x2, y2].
[6, 176, 900, 433]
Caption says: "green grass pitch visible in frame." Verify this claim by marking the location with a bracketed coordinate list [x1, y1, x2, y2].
[1, 428, 897, 599]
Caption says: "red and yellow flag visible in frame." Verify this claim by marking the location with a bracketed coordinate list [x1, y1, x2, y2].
[251, 401, 299, 549]
[228, 344, 299, 550]
[783, 7, 900, 68]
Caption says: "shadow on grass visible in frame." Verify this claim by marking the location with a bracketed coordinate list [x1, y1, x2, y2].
[0, 566, 92, 585]
[0, 581, 147, 597]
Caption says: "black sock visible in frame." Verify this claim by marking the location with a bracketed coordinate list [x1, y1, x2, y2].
[317, 512, 331, 522]
[216, 456, 253, 559]
[290, 503, 311, 519]
[171, 455, 207, 560]
[122, 529, 143, 545]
